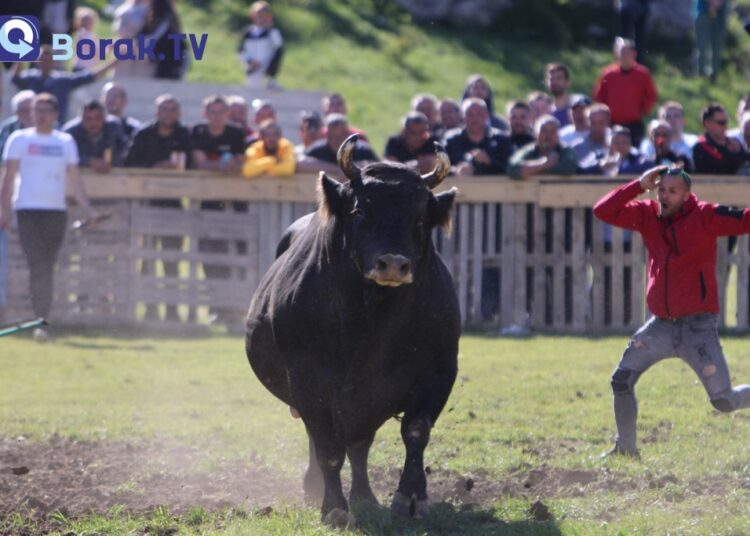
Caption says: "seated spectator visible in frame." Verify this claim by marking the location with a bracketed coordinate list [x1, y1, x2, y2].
[411, 93, 442, 136]
[321, 93, 369, 141]
[124, 94, 191, 168]
[296, 111, 324, 157]
[124, 94, 191, 322]
[461, 74, 508, 131]
[559, 94, 591, 147]
[439, 98, 463, 135]
[571, 103, 612, 167]
[298, 114, 378, 176]
[693, 102, 750, 174]
[227, 94, 256, 145]
[508, 115, 577, 179]
[384, 112, 438, 174]
[646, 120, 693, 172]
[0, 90, 35, 162]
[238, 1, 284, 89]
[545, 62, 573, 127]
[243, 120, 296, 178]
[63, 99, 127, 172]
[444, 98, 513, 176]
[506, 100, 535, 151]
[639, 101, 697, 161]
[605, 126, 651, 176]
[101, 82, 141, 143]
[191, 95, 246, 174]
[738, 111, 750, 150]
[729, 95, 750, 144]
[12, 44, 117, 123]
[527, 91, 553, 123]
[252, 98, 277, 129]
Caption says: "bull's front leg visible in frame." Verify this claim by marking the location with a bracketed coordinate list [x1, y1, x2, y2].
[391, 364, 456, 519]
[391, 414, 432, 518]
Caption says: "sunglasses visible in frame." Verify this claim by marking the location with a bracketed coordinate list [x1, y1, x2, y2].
[713, 119, 728, 126]
[658, 166, 692, 187]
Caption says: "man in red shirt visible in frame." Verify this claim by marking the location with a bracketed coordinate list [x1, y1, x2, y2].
[593, 37, 658, 148]
[593, 165, 750, 457]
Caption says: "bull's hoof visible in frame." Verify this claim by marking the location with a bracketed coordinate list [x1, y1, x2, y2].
[390, 491, 430, 518]
[323, 508, 354, 529]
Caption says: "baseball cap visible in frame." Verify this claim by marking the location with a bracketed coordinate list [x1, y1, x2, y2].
[570, 94, 593, 108]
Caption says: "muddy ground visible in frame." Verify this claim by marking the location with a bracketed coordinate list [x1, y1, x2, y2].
[3, 435, 750, 532]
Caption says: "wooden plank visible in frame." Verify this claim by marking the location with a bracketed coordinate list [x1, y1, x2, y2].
[591, 215, 606, 331]
[737, 235, 750, 329]
[471, 204, 483, 323]
[531, 205, 547, 330]
[457, 204, 470, 325]
[610, 226, 625, 328]
[512, 204, 527, 328]
[551, 209, 566, 328]
[570, 208, 587, 331]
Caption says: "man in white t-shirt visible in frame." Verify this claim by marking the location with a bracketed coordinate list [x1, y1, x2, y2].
[0, 93, 98, 341]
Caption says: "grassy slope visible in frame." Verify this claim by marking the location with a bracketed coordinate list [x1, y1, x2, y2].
[2, 331, 750, 534]
[173, 1, 750, 154]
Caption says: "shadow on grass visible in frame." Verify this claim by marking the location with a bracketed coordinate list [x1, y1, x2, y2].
[351, 501, 562, 536]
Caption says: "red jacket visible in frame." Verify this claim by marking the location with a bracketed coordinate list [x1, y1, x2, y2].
[593, 63, 658, 125]
[593, 179, 750, 319]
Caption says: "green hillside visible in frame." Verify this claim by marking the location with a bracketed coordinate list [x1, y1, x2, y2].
[90, 0, 750, 153]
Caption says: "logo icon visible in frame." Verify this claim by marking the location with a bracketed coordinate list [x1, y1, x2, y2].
[0, 16, 40, 61]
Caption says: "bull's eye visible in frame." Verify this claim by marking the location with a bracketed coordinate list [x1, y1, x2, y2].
[351, 207, 365, 218]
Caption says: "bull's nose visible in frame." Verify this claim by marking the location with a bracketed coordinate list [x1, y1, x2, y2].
[371, 254, 413, 285]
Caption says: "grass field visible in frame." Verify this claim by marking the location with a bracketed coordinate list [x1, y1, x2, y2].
[2, 329, 750, 534]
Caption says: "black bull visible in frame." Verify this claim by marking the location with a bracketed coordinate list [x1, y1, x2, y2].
[245, 135, 461, 526]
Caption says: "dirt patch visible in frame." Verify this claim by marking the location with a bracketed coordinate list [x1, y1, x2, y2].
[0, 436, 301, 522]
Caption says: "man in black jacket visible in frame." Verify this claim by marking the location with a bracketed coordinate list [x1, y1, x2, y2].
[693, 103, 750, 174]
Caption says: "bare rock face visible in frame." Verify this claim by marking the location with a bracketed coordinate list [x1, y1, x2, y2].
[395, 0, 693, 37]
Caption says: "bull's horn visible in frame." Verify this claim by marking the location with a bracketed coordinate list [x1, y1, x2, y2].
[337, 134, 362, 185]
[421, 143, 451, 189]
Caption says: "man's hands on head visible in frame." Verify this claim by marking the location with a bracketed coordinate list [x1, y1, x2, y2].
[638, 165, 670, 191]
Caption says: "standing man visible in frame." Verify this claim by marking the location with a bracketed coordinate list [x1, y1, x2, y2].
[0, 93, 98, 341]
[545, 63, 572, 128]
[593, 37, 658, 147]
[593, 165, 750, 457]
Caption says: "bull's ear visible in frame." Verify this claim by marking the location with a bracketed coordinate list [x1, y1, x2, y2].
[430, 187, 458, 235]
[317, 172, 347, 223]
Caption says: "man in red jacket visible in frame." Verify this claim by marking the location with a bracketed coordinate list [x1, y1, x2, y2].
[593, 165, 750, 457]
[593, 37, 658, 148]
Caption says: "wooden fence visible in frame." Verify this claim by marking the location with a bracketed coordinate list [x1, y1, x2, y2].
[2, 170, 750, 334]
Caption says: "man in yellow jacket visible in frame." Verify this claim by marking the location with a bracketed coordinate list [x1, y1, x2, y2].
[242, 120, 296, 177]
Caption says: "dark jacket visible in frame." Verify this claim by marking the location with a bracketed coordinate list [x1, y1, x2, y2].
[693, 133, 750, 175]
[594, 179, 750, 319]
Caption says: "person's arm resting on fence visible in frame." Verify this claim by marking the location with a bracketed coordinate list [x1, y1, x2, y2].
[268, 139, 296, 176]
[66, 165, 99, 221]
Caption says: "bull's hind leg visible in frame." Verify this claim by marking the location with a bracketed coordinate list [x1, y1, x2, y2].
[347, 433, 378, 506]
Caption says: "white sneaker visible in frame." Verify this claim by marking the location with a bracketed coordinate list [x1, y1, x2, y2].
[32, 327, 49, 342]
